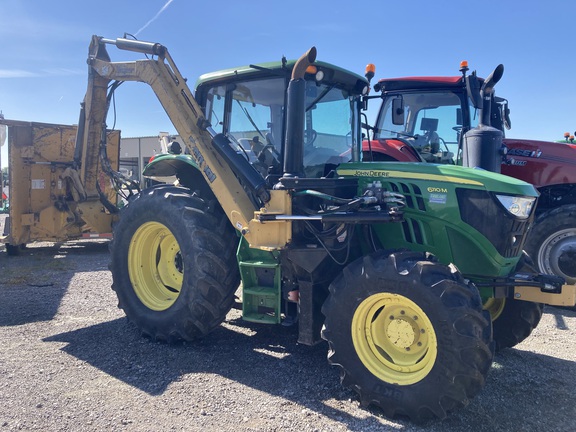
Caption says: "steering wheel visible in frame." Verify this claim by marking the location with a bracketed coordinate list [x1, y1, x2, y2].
[438, 137, 448, 151]
[397, 131, 416, 139]
[256, 144, 279, 160]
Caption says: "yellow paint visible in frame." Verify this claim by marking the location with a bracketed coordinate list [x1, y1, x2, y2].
[239, 190, 292, 251]
[514, 284, 576, 307]
[3, 120, 118, 246]
[351, 292, 437, 386]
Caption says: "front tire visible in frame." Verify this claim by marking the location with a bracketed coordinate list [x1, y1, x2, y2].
[321, 251, 493, 422]
[484, 252, 544, 350]
[109, 185, 240, 342]
[484, 299, 543, 351]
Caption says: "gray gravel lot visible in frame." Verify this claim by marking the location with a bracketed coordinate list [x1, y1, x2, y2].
[1, 214, 576, 431]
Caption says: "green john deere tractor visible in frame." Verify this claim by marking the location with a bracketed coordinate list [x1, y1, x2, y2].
[78, 37, 575, 422]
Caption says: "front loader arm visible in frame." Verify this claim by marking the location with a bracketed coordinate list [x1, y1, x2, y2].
[76, 36, 287, 247]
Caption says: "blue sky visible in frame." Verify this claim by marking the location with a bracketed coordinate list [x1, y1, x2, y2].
[2, 0, 576, 168]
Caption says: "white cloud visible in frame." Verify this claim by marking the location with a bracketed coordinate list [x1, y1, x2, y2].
[135, 0, 175, 37]
[42, 68, 84, 77]
[0, 70, 40, 78]
[0, 68, 83, 79]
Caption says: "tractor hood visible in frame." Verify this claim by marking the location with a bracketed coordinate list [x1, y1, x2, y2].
[502, 137, 576, 187]
[337, 161, 538, 278]
[338, 161, 539, 198]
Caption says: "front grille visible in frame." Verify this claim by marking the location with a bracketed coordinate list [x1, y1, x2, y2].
[402, 218, 426, 245]
[456, 189, 532, 258]
[387, 182, 426, 211]
[385, 182, 427, 245]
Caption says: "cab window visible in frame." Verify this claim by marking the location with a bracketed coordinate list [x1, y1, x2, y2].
[303, 82, 356, 177]
[375, 91, 469, 161]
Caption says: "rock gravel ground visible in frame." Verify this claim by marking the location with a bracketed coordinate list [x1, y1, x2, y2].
[1, 214, 576, 432]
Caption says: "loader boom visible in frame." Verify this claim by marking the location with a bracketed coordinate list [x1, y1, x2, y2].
[76, 36, 284, 247]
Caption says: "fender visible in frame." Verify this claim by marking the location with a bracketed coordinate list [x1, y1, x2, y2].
[143, 153, 214, 197]
[361, 139, 424, 162]
[143, 153, 199, 178]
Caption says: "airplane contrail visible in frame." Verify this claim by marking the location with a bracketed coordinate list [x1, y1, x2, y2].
[134, 0, 175, 37]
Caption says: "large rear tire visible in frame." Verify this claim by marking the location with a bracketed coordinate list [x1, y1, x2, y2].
[321, 251, 493, 422]
[525, 204, 576, 285]
[109, 185, 240, 342]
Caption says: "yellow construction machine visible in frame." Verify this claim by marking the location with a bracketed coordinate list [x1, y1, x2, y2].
[0, 119, 120, 254]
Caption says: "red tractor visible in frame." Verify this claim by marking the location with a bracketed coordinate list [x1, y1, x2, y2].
[364, 62, 576, 287]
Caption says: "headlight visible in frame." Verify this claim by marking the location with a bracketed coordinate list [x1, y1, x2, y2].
[495, 195, 536, 219]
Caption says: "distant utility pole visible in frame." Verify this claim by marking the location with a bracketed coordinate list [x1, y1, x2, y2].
[0, 111, 6, 210]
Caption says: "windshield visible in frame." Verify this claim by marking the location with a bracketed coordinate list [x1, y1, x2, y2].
[375, 91, 478, 163]
[303, 81, 357, 177]
[203, 74, 361, 178]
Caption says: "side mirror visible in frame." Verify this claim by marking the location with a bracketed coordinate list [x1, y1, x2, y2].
[466, 71, 482, 109]
[497, 98, 512, 130]
[392, 97, 405, 125]
[503, 105, 511, 130]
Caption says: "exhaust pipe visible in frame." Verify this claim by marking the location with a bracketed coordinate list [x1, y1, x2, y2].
[480, 64, 504, 126]
[463, 64, 505, 172]
[283, 47, 317, 177]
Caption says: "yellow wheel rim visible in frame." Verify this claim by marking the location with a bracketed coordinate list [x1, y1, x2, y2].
[483, 298, 506, 321]
[128, 221, 183, 311]
[351, 293, 437, 386]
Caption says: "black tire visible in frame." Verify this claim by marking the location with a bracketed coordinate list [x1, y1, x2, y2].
[321, 250, 493, 422]
[484, 252, 544, 350]
[109, 184, 240, 342]
[525, 204, 576, 285]
[484, 251, 544, 351]
[486, 299, 543, 351]
[6, 243, 26, 256]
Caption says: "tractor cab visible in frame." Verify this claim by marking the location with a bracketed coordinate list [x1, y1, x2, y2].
[370, 76, 476, 164]
[365, 63, 511, 167]
[194, 60, 368, 180]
